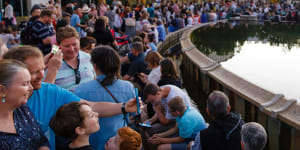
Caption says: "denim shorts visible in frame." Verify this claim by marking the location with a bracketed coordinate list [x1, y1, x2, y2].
[171, 142, 188, 150]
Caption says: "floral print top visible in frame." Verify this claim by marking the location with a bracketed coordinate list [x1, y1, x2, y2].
[0, 104, 50, 150]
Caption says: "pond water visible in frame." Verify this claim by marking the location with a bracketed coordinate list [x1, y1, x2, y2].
[192, 22, 300, 101]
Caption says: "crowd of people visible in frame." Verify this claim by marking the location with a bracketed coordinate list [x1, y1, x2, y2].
[1, 0, 293, 149]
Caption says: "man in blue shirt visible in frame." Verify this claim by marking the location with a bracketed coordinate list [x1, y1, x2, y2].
[123, 42, 148, 88]
[148, 96, 206, 150]
[3, 45, 139, 150]
[156, 20, 166, 42]
[70, 6, 87, 37]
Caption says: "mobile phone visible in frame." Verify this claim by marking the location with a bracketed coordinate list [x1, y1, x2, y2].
[51, 45, 59, 54]
[135, 88, 140, 114]
[138, 123, 152, 128]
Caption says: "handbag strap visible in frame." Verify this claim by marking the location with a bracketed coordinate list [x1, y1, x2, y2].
[96, 78, 128, 127]
[96, 79, 119, 103]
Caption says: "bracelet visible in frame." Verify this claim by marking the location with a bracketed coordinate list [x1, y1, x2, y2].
[122, 103, 127, 114]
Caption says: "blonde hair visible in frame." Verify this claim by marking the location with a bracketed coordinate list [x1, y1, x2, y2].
[145, 51, 163, 67]
[56, 26, 79, 44]
[99, 16, 109, 26]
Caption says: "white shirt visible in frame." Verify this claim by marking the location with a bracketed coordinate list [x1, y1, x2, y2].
[161, 85, 192, 119]
[187, 17, 193, 26]
[4, 4, 13, 19]
[114, 14, 122, 28]
[148, 66, 161, 84]
[0, 34, 14, 45]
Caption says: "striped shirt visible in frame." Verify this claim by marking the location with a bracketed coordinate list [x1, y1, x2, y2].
[32, 20, 54, 55]
[54, 51, 95, 92]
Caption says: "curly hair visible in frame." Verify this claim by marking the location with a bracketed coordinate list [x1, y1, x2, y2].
[118, 127, 142, 150]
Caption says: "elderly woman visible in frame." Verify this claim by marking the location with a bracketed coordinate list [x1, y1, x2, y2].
[0, 59, 49, 149]
[75, 45, 135, 150]
[53, 26, 95, 92]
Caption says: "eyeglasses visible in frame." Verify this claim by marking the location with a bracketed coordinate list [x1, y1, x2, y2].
[74, 69, 81, 84]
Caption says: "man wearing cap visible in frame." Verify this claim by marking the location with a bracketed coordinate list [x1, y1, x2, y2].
[80, 5, 91, 28]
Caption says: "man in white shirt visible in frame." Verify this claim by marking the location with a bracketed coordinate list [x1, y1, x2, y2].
[4, 1, 13, 27]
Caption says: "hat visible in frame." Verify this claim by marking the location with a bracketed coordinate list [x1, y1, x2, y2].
[62, 11, 71, 17]
[82, 5, 90, 13]
[90, 3, 96, 8]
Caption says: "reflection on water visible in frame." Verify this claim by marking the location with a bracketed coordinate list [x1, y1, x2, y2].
[192, 22, 300, 101]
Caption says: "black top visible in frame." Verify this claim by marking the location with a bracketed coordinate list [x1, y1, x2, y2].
[0, 105, 49, 149]
[158, 76, 182, 88]
[93, 29, 115, 46]
[67, 145, 94, 150]
[200, 113, 244, 150]
[127, 53, 148, 77]
[127, 53, 149, 88]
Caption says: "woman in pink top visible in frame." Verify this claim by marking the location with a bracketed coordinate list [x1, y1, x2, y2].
[99, 2, 107, 17]
[89, 3, 98, 19]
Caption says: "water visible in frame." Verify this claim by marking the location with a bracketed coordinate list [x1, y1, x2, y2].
[192, 22, 300, 101]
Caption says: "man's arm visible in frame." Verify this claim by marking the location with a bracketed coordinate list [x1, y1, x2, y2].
[144, 113, 158, 124]
[120, 55, 129, 63]
[123, 74, 133, 80]
[39, 146, 50, 150]
[155, 124, 178, 138]
[42, 36, 52, 45]
[153, 104, 172, 125]
[76, 22, 87, 28]
[159, 136, 185, 144]
[149, 125, 185, 144]
[81, 98, 138, 117]
[43, 51, 63, 83]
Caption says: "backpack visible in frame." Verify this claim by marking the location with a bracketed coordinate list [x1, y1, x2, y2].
[20, 21, 36, 45]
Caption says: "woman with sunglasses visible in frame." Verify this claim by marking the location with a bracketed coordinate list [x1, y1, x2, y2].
[54, 26, 95, 92]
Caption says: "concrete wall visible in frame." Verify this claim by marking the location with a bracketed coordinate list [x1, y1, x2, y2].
[157, 21, 300, 150]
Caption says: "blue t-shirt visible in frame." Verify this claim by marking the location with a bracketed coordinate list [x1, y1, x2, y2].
[75, 75, 135, 150]
[0, 105, 49, 149]
[148, 42, 157, 51]
[147, 7, 155, 18]
[71, 14, 81, 33]
[157, 25, 166, 42]
[27, 83, 81, 150]
[176, 108, 207, 139]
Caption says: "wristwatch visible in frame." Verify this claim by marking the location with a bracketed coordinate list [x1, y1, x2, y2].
[122, 103, 127, 114]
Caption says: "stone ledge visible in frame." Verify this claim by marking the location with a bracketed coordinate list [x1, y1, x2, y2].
[181, 21, 300, 130]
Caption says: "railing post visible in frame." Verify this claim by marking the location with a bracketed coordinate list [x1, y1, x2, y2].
[290, 128, 300, 150]
[268, 117, 281, 150]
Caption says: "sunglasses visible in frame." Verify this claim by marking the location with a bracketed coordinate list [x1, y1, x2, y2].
[74, 69, 81, 84]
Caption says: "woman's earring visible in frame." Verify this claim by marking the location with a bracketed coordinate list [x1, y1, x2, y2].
[2, 96, 5, 103]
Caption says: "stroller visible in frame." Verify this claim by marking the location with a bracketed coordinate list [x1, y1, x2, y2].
[114, 32, 131, 57]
